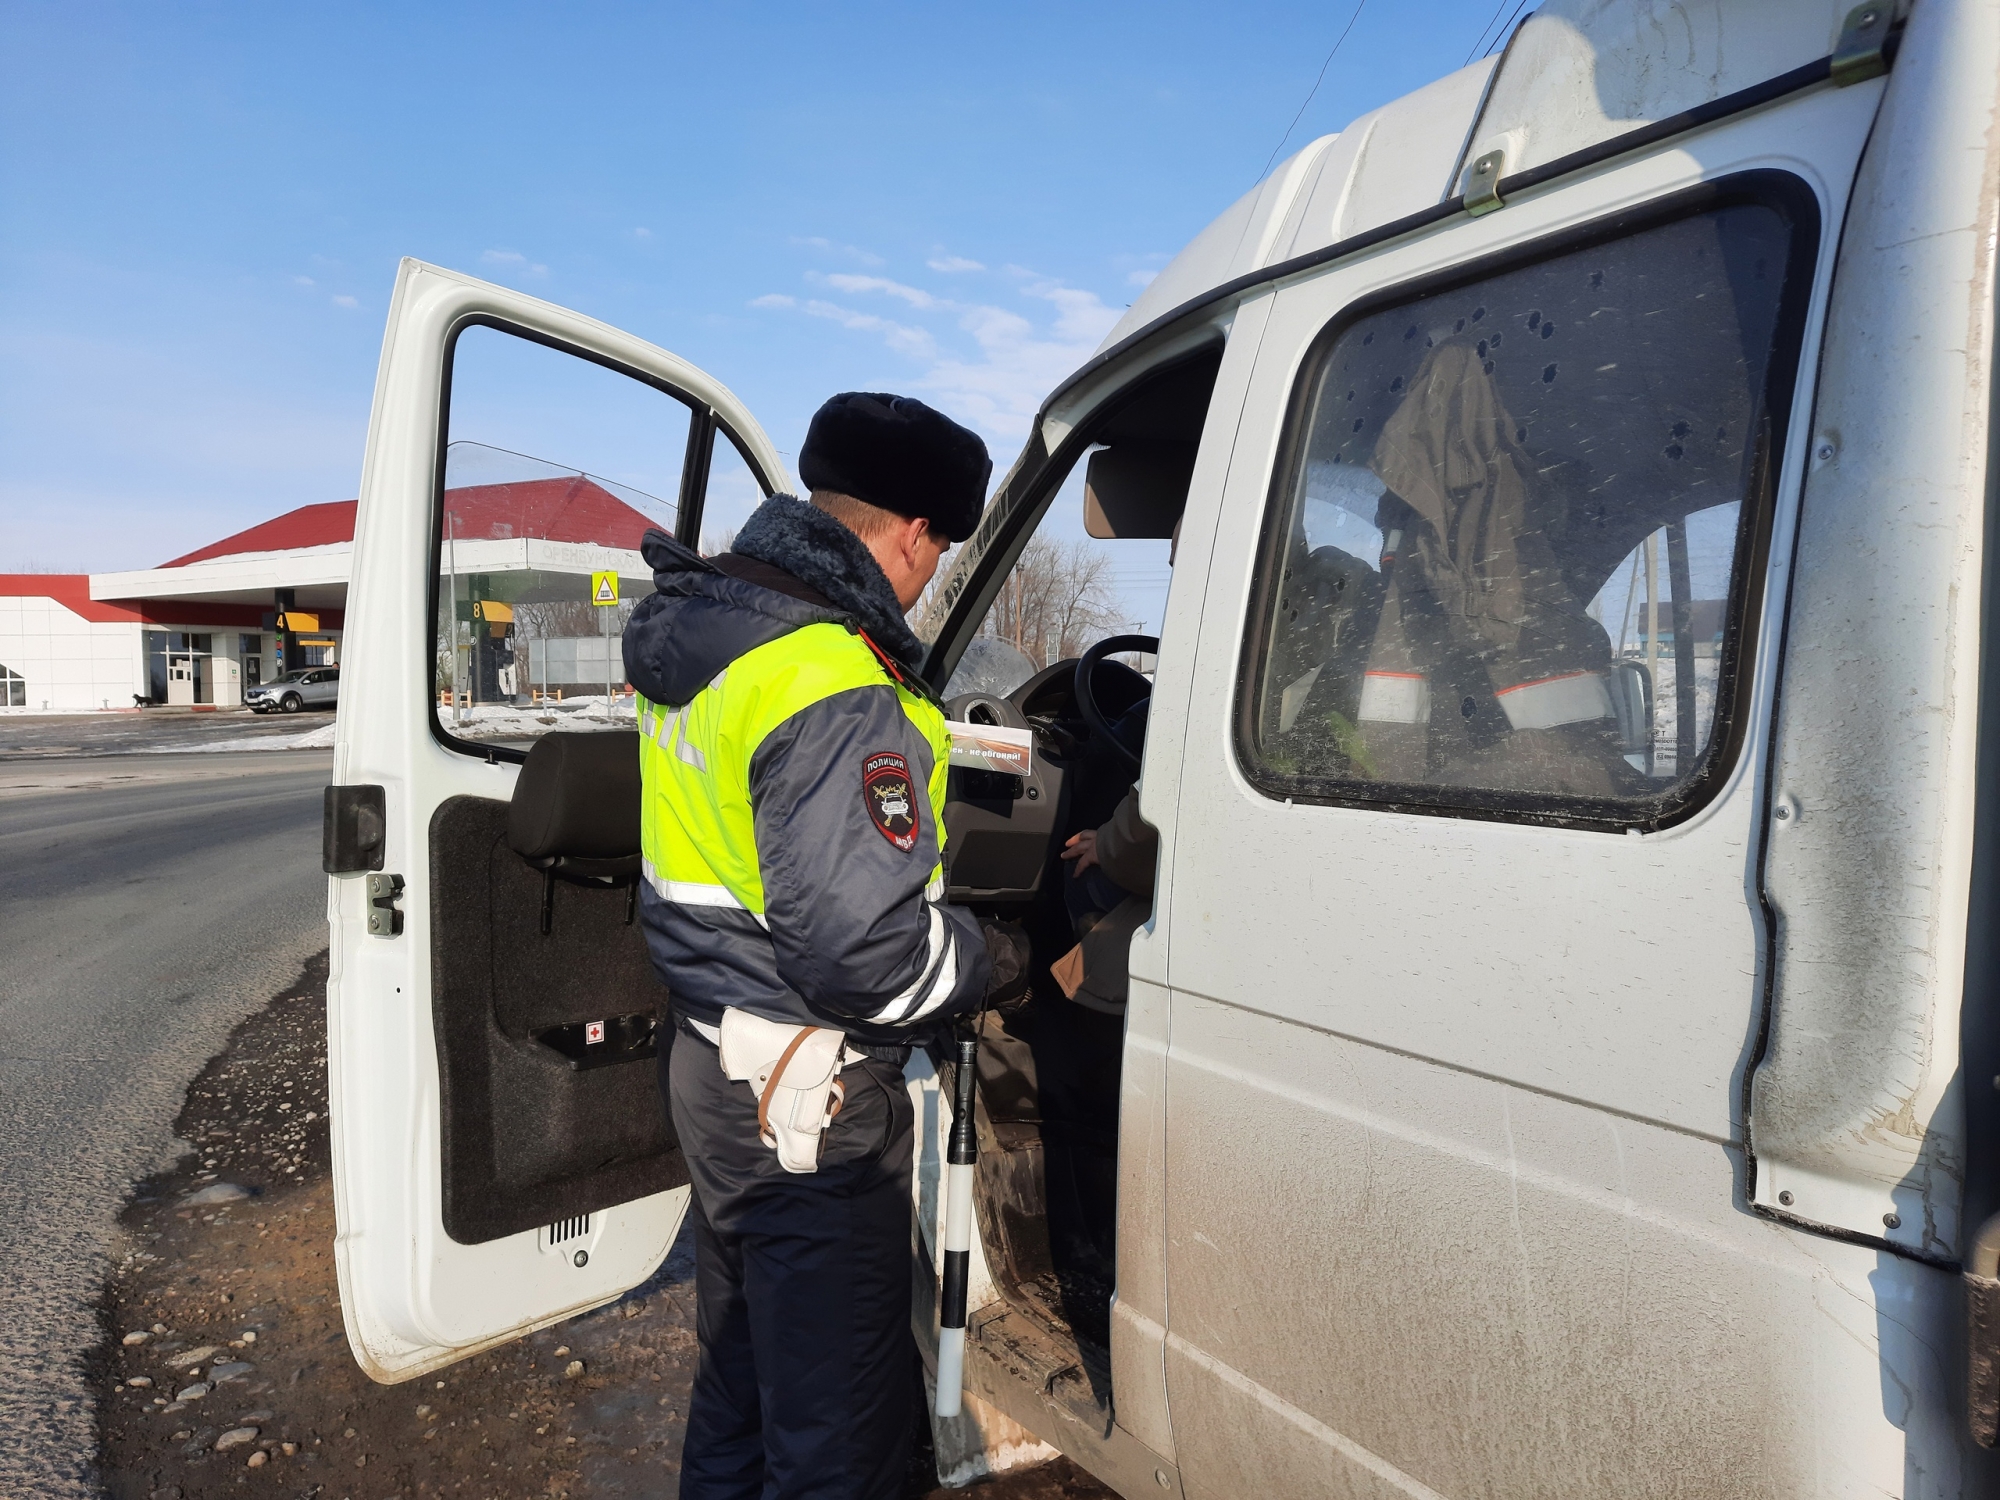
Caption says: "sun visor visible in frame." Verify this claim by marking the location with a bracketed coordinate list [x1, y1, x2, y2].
[1083, 442, 1198, 539]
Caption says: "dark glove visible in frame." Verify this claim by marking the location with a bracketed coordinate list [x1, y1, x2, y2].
[980, 919, 1032, 1006]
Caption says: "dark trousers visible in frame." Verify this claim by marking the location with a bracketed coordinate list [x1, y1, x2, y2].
[666, 1022, 916, 1500]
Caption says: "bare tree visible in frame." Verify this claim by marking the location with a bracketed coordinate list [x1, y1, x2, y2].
[979, 536, 1127, 670]
[513, 599, 613, 640]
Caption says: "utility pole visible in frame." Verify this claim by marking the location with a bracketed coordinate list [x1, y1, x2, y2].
[448, 512, 463, 723]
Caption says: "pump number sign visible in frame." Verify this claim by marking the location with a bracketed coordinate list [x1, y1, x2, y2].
[591, 572, 619, 606]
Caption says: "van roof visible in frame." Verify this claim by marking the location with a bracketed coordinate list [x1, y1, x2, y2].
[1089, 0, 1861, 363]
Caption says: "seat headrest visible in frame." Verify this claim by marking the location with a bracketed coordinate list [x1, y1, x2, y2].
[508, 731, 641, 862]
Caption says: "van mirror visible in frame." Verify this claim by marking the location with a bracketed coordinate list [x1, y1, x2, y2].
[1083, 441, 1196, 538]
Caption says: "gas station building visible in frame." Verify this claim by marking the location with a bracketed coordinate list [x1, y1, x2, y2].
[0, 479, 658, 712]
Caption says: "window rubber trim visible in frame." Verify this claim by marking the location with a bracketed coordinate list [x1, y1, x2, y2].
[424, 313, 772, 765]
[1231, 169, 1823, 834]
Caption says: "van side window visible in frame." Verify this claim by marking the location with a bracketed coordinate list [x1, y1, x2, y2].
[1239, 183, 1815, 827]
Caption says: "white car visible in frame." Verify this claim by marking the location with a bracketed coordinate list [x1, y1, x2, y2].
[245, 666, 338, 714]
[319, 3, 2000, 1494]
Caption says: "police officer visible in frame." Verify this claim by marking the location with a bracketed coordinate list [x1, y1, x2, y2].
[623, 392, 1017, 1499]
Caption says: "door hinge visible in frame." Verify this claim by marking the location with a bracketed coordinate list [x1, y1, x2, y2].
[1831, 2, 1893, 86]
[366, 873, 406, 937]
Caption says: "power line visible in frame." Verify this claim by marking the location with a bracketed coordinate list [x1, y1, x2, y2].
[1479, 0, 1534, 62]
[1463, 0, 1515, 65]
[1257, 0, 1369, 184]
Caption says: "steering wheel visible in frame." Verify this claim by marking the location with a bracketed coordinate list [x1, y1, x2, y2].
[1074, 634, 1159, 775]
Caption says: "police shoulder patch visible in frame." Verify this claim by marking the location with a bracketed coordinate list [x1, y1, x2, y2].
[862, 750, 920, 853]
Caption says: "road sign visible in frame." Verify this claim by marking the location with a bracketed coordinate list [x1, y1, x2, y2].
[591, 572, 620, 606]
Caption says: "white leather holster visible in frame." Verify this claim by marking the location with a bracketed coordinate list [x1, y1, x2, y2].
[717, 1008, 854, 1174]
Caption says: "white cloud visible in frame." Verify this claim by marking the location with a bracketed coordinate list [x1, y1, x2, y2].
[820, 273, 947, 310]
[1126, 269, 1158, 288]
[633, 227, 653, 240]
[792, 236, 885, 268]
[920, 287, 1117, 439]
[332, 295, 359, 309]
[803, 299, 936, 359]
[765, 245, 1123, 443]
[292, 275, 316, 288]
[1023, 281, 1121, 346]
[480, 248, 549, 277]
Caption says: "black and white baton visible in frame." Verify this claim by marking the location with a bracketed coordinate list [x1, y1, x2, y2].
[934, 1032, 979, 1418]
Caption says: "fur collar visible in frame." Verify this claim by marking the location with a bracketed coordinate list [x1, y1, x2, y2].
[731, 495, 926, 668]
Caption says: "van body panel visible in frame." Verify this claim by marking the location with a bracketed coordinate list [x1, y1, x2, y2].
[1098, 152, 1330, 353]
[1750, 0, 2000, 1262]
[1464, 0, 1858, 189]
[1105, 297, 1276, 1467]
[1109, 976, 1176, 1464]
[1160, 996, 1967, 1495]
[1275, 59, 1501, 260]
[1104, 55, 1504, 355]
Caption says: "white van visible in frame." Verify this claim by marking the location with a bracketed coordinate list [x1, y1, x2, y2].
[323, 1, 2000, 1493]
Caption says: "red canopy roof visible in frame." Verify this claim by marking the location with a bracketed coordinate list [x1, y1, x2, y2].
[162, 501, 358, 567]
[158, 478, 659, 568]
[436, 476, 659, 551]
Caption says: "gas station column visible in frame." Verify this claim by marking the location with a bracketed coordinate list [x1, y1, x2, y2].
[275, 588, 297, 675]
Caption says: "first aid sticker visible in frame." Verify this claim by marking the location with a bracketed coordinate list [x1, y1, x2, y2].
[584, 1020, 606, 1046]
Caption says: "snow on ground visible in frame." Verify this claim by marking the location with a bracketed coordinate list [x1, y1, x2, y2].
[440, 696, 639, 740]
[143, 719, 338, 753]
[129, 698, 638, 754]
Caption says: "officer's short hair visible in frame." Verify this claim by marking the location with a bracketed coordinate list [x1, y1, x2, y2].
[810, 489, 923, 544]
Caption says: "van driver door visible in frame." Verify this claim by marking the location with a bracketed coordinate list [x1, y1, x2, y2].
[1157, 58, 1926, 1500]
[324, 259, 786, 1381]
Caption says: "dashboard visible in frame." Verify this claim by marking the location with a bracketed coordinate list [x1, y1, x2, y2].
[942, 653, 1150, 906]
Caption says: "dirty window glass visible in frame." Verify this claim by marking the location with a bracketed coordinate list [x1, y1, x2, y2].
[434, 323, 694, 753]
[1242, 192, 1810, 823]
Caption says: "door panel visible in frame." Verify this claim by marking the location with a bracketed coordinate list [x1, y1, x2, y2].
[328, 259, 785, 1381]
[1161, 85, 1904, 1494]
[427, 793, 680, 1246]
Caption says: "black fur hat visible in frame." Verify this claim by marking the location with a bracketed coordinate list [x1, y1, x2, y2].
[798, 392, 991, 543]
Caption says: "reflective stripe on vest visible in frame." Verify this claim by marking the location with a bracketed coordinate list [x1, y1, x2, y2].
[1357, 668, 1614, 730]
[637, 621, 950, 915]
[1494, 670, 1614, 731]
[1358, 670, 1431, 724]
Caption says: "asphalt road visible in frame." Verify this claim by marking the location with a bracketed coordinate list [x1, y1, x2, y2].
[0, 749, 332, 1497]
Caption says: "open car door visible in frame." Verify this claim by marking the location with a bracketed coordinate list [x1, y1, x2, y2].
[322, 259, 786, 1381]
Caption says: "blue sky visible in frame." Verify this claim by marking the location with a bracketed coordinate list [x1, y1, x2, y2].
[0, 1, 1525, 571]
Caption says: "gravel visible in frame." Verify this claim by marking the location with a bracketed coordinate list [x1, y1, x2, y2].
[90, 950, 1112, 1500]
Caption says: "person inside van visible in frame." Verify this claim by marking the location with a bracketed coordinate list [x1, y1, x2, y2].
[1050, 513, 1178, 1013]
[1280, 339, 1647, 798]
